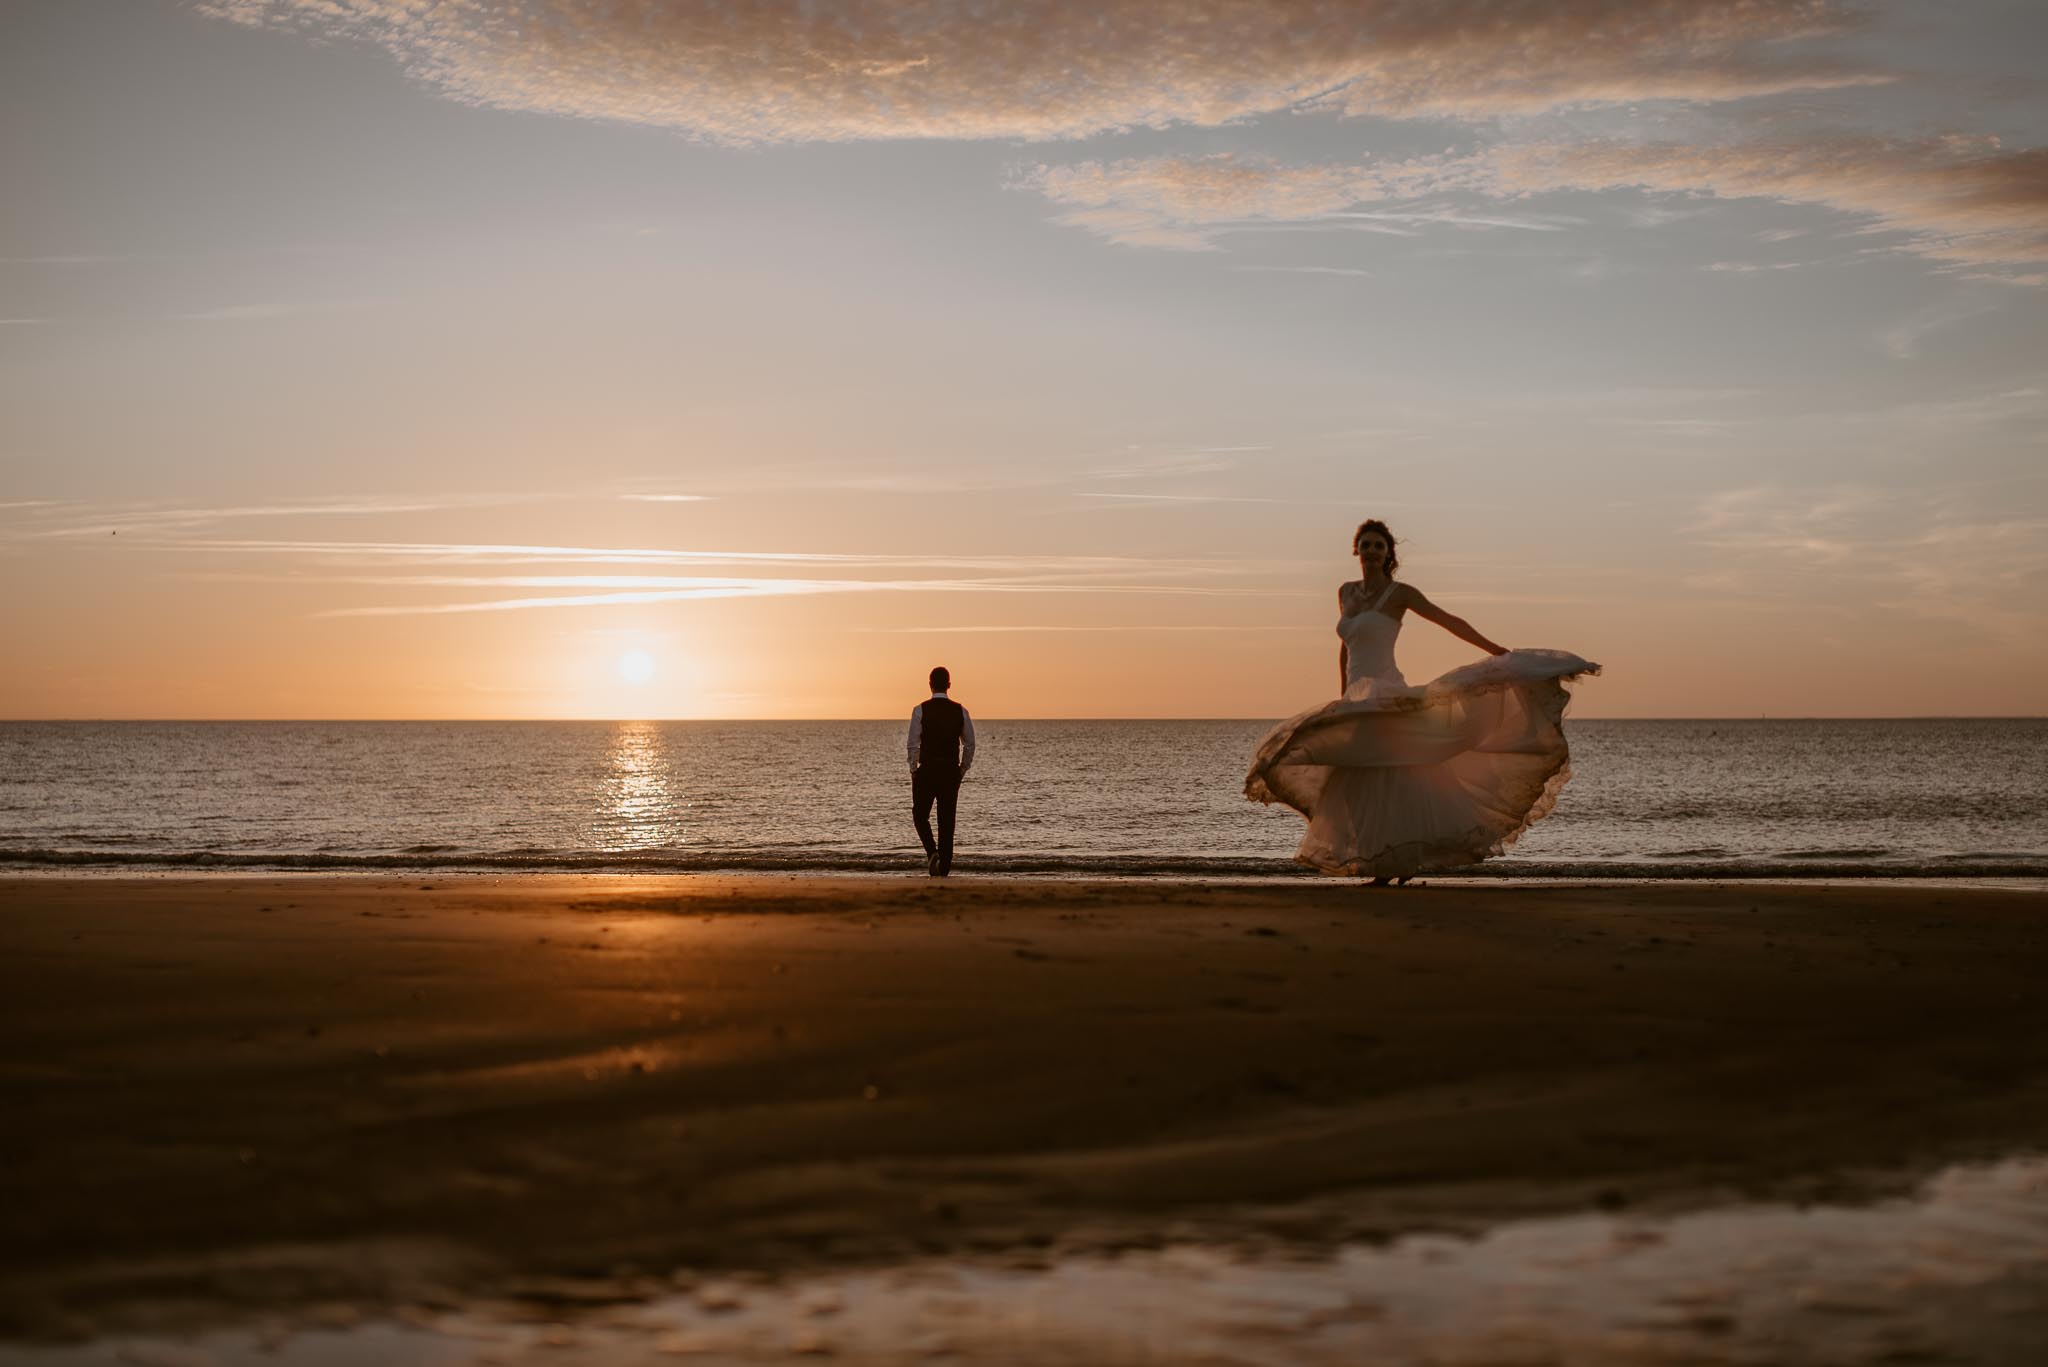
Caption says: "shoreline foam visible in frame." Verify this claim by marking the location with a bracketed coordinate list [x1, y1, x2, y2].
[5, 847, 2046, 879]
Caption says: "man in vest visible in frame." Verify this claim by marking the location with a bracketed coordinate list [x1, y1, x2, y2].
[907, 665, 976, 877]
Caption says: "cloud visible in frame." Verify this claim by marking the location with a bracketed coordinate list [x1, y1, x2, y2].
[313, 575, 1279, 617]
[169, 298, 389, 322]
[1076, 492, 1319, 506]
[23, 497, 495, 538]
[1865, 386, 2048, 430]
[198, 0, 1874, 144]
[171, 303, 306, 322]
[1464, 134, 2048, 270]
[178, 537, 1256, 577]
[860, 624, 1319, 633]
[1220, 266, 1368, 278]
[1688, 483, 1877, 564]
[0, 255, 165, 264]
[1608, 416, 1747, 437]
[1339, 208, 1579, 232]
[1026, 133, 2048, 270]
[1087, 450, 1251, 480]
[315, 579, 861, 616]
[1021, 154, 1445, 249]
[1976, 271, 2048, 288]
[1876, 297, 1999, 360]
[1685, 485, 2048, 643]
[153, 535, 1305, 615]
[1886, 517, 2048, 645]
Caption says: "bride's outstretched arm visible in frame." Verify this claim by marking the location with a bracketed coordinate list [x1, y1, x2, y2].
[1403, 586, 1508, 656]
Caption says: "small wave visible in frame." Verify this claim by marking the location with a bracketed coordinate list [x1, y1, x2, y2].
[1, 848, 2044, 880]
[0, 847, 1290, 876]
[1488, 859, 2048, 879]
[1780, 847, 1894, 860]
[1933, 850, 2047, 862]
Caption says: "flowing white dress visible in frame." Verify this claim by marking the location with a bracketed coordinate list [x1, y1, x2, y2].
[1245, 582, 1599, 877]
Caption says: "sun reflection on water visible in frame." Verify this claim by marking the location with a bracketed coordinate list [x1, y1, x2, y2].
[596, 721, 683, 851]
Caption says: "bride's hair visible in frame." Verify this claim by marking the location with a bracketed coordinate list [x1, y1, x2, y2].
[1352, 519, 1399, 576]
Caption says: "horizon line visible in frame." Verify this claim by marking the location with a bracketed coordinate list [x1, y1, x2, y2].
[5, 715, 2045, 725]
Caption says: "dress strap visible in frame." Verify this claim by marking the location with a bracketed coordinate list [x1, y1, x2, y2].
[1368, 580, 1397, 615]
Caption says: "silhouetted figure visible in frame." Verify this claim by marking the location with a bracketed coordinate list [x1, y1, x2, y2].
[908, 666, 976, 876]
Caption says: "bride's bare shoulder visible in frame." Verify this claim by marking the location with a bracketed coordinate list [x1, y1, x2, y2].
[1393, 581, 1434, 610]
[1337, 579, 1365, 610]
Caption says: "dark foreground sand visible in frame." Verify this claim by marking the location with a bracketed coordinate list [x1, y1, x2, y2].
[4, 875, 2047, 1341]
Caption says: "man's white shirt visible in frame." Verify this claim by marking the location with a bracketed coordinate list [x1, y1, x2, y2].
[906, 690, 976, 774]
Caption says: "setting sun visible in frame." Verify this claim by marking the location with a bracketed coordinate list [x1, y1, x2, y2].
[617, 650, 657, 686]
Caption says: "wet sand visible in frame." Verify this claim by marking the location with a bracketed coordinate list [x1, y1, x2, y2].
[4, 875, 2047, 1342]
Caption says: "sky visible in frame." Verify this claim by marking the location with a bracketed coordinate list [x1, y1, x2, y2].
[2, 0, 2044, 719]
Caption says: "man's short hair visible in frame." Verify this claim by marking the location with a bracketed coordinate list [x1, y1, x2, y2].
[929, 666, 950, 692]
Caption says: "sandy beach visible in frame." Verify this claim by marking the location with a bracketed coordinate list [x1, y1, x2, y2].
[4, 874, 2048, 1346]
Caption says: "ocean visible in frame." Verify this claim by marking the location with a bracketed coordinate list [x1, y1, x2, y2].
[8, 717, 2039, 877]
[1, 719, 2043, 878]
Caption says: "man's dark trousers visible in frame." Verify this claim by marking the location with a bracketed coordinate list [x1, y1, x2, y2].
[912, 761, 962, 872]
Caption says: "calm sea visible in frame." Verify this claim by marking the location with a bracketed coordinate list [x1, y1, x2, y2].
[1, 719, 2043, 878]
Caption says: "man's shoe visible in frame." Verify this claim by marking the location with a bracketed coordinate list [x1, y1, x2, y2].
[937, 860, 952, 878]
[927, 853, 942, 877]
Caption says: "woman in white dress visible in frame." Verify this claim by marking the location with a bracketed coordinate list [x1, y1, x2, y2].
[1246, 520, 1598, 883]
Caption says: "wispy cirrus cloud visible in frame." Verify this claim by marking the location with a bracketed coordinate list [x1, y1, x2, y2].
[155, 536, 1300, 615]
[861, 623, 1319, 633]
[196, 0, 1875, 144]
[1076, 492, 1321, 507]
[311, 580, 859, 617]
[177, 537, 1258, 576]
[314, 575, 1282, 617]
[1688, 483, 1879, 563]
[1702, 260, 1807, 273]
[0, 254, 170, 264]
[1685, 484, 2048, 643]
[1231, 265, 1372, 279]
[1462, 134, 2048, 272]
[1019, 152, 1604, 250]
[170, 303, 309, 322]
[1876, 295, 2000, 360]
[19, 496, 515, 538]
[1886, 517, 2048, 645]
[1086, 449, 1254, 481]
[1026, 133, 2048, 272]
[1022, 154, 1440, 250]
